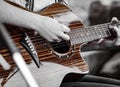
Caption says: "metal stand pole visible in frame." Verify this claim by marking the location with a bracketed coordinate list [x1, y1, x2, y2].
[0, 23, 39, 87]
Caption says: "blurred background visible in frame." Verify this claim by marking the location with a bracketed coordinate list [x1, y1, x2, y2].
[65, 0, 120, 80]
[67, 0, 120, 25]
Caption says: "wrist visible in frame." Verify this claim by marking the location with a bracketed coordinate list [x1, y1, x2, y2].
[26, 13, 44, 31]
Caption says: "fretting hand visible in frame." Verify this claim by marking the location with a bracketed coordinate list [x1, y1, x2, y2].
[95, 17, 120, 46]
[110, 17, 120, 45]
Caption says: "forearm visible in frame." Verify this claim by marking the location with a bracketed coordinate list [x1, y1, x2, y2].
[0, 1, 44, 30]
[0, 1, 70, 42]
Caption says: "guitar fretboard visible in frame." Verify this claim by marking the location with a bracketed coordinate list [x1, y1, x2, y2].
[69, 22, 117, 45]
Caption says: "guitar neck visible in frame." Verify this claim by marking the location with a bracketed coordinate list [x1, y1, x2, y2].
[69, 22, 118, 45]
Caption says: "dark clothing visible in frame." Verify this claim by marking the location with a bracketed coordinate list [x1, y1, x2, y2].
[88, 1, 120, 25]
[88, 1, 109, 25]
[61, 75, 120, 87]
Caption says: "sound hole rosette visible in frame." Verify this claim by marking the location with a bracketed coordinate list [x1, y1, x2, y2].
[49, 40, 75, 59]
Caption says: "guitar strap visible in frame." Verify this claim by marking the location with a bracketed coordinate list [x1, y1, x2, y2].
[4, 0, 29, 10]
[4, 0, 34, 11]
[25, 0, 34, 11]
[55, 0, 64, 3]
[4, 0, 67, 11]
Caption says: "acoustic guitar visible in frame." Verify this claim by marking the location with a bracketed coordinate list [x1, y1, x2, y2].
[0, 2, 117, 87]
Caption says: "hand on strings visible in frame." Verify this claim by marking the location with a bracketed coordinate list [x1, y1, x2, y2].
[34, 16, 70, 42]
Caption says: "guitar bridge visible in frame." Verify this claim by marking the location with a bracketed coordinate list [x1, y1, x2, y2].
[21, 32, 40, 68]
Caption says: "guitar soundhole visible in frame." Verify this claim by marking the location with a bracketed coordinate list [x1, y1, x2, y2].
[51, 40, 70, 54]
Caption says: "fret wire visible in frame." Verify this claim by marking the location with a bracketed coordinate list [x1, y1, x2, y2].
[100, 25, 109, 37]
[78, 29, 84, 43]
[99, 24, 108, 37]
[75, 29, 83, 43]
[91, 27, 101, 39]
[83, 27, 90, 42]
[79, 28, 87, 42]
[69, 30, 76, 39]
[69, 29, 78, 45]
[103, 23, 111, 36]
[84, 27, 93, 42]
[92, 25, 102, 39]
[100, 23, 110, 37]
[79, 26, 100, 43]
[79, 29, 87, 43]
[88, 27, 98, 40]
[95, 24, 106, 38]
[84, 28, 91, 42]
[82, 27, 91, 42]
[91, 26, 102, 39]
[77, 29, 83, 44]
[69, 21, 117, 45]
[83, 26, 101, 42]
[74, 29, 81, 44]
[76, 29, 83, 43]
[70, 29, 82, 45]
[107, 24, 112, 36]
[77, 29, 84, 43]
[91, 26, 101, 40]
[101, 24, 110, 37]
[89, 23, 110, 39]
[97, 25, 105, 38]
[89, 26, 97, 39]
[94, 25, 108, 39]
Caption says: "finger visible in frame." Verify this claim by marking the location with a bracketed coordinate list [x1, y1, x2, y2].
[111, 17, 118, 24]
[46, 38, 54, 42]
[58, 32, 70, 40]
[110, 17, 119, 28]
[34, 31, 39, 35]
[41, 32, 54, 42]
[113, 26, 120, 37]
[51, 35, 61, 42]
[47, 33, 61, 42]
[97, 38, 104, 44]
[61, 24, 70, 33]
[109, 25, 114, 29]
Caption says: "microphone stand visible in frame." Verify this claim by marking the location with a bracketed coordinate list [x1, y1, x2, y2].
[0, 23, 39, 87]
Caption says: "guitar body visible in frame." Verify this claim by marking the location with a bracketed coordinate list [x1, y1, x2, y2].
[0, 3, 89, 87]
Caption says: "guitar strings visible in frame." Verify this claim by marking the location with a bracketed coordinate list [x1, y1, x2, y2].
[30, 30, 110, 49]
[0, 23, 112, 59]
[8, 22, 112, 51]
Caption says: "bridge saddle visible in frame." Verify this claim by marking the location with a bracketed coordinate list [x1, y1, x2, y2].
[21, 32, 40, 68]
